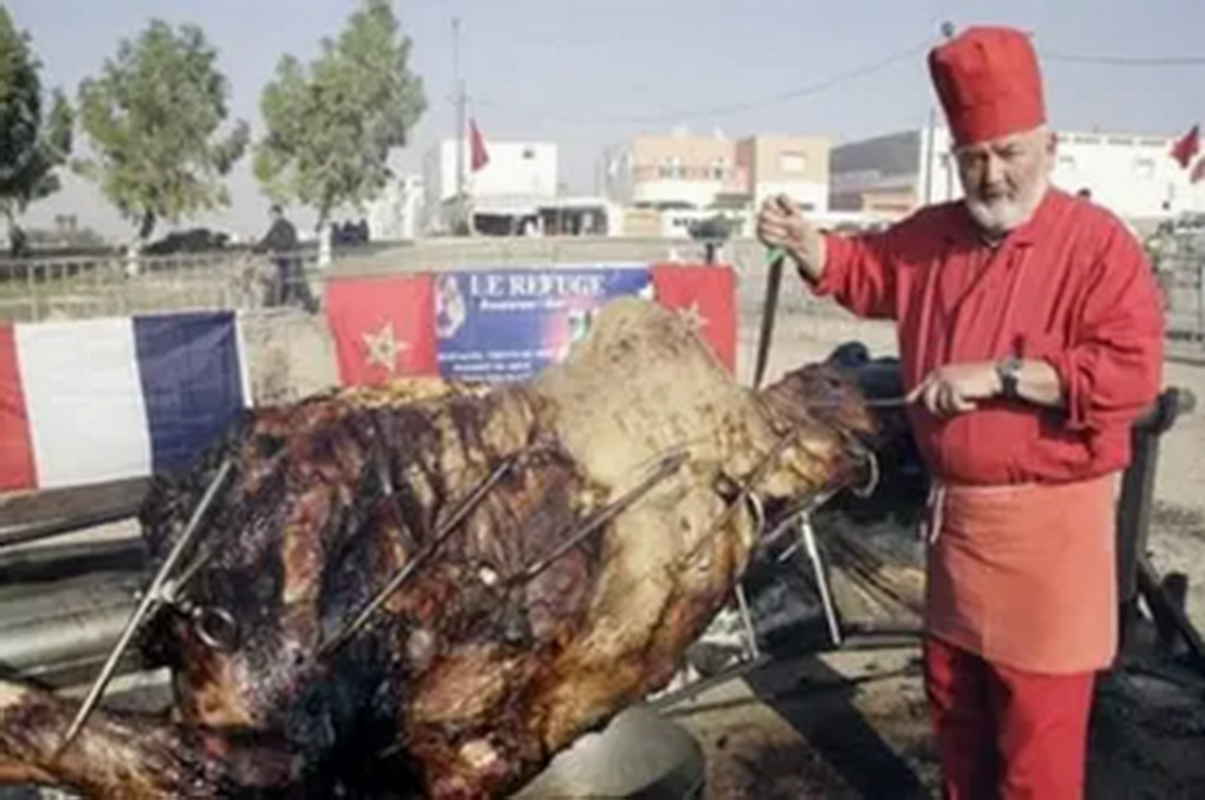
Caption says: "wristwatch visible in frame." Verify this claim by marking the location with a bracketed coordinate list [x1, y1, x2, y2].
[996, 357, 1023, 400]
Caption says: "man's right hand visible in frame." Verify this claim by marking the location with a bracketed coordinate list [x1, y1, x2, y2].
[755, 194, 826, 283]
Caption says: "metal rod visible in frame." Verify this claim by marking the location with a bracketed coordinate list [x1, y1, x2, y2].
[677, 430, 799, 571]
[752, 251, 784, 390]
[733, 582, 761, 660]
[800, 513, 843, 647]
[515, 451, 688, 585]
[760, 490, 837, 554]
[1137, 557, 1205, 668]
[319, 457, 516, 658]
[798, 396, 912, 411]
[644, 654, 773, 713]
[57, 458, 233, 753]
[0, 575, 141, 675]
[0, 506, 139, 551]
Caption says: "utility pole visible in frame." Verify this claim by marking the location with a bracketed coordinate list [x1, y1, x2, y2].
[452, 17, 469, 235]
[923, 21, 957, 207]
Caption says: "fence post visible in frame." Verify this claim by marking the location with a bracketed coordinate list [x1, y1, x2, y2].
[1197, 259, 1204, 348]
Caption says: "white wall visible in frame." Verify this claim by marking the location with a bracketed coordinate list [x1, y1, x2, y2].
[424, 139, 559, 206]
[599, 146, 634, 205]
[1050, 131, 1205, 218]
[915, 126, 1205, 219]
[831, 126, 1205, 220]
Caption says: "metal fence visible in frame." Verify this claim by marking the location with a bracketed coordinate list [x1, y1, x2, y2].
[1, 235, 1203, 359]
[1155, 235, 1205, 359]
[0, 249, 316, 323]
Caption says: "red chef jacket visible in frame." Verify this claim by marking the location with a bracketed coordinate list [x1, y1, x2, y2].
[811, 188, 1165, 673]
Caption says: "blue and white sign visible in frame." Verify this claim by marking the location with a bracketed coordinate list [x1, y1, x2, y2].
[434, 265, 654, 381]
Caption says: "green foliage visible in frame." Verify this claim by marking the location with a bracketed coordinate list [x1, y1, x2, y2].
[0, 5, 73, 244]
[254, 0, 427, 226]
[73, 19, 249, 240]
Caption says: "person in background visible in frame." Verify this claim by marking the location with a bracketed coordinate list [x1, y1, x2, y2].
[256, 204, 318, 313]
[757, 25, 1165, 799]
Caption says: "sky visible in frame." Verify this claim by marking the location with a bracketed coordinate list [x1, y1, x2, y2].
[7, 0, 1204, 241]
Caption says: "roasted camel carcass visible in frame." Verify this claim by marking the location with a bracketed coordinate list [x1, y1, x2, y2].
[0, 297, 884, 799]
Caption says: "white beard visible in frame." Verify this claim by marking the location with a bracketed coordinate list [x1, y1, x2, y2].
[964, 176, 1050, 236]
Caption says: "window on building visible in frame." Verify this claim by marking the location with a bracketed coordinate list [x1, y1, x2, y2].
[711, 157, 727, 180]
[1134, 157, 1156, 178]
[1058, 155, 1077, 170]
[522, 147, 535, 160]
[780, 152, 808, 173]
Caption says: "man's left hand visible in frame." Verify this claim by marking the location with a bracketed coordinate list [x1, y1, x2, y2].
[906, 362, 1001, 417]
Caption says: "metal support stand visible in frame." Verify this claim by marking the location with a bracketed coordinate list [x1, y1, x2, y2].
[1114, 387, 1204, 671]
[650, 508, 847, 712]
[733, 582, 761, 660]
[776, 513, 843, 648]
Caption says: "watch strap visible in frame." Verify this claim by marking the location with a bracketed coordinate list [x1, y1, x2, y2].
[996, 357, 1022, 399]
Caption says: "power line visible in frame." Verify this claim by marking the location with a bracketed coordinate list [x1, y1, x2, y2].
[1041, 51, 1205, 66]
[473, 38, 934, 128]
[469, 40, 1205, 131]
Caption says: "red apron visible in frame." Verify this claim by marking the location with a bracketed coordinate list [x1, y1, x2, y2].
[923, 473, 1119, 675]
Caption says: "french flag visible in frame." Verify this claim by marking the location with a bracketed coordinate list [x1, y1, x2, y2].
[0, 311, 252, 493]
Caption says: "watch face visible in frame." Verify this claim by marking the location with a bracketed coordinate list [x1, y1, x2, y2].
[997, 358, 1021, 397]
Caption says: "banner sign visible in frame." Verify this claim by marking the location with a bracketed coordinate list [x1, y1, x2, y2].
[434, 266, 653, 382]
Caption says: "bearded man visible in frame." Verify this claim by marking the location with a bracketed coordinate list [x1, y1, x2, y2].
[757, 26, 1165, 799]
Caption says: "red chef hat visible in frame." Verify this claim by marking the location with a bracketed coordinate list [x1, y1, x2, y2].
[928, 26, 1046, 147]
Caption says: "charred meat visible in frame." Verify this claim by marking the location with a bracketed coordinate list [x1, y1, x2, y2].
[0, 297, 884, 799]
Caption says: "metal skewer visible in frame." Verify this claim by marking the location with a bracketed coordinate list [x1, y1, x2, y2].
[57, 457, 234, 754]
[515, 451, 688, 585]
[319, 456, 517, 658]
[752, 248, 785, 390]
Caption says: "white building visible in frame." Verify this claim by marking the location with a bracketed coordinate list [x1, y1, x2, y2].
[365, 174, 425, 241]
[830, 126, 1205, 222]
[422, 139, 559, 234]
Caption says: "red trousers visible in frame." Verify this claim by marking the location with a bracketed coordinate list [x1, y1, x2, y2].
[924, 635, 1097, 800]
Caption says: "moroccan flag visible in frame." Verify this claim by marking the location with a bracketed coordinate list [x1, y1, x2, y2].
[469, 118, 490, 172]
[651, 264, 737, 374]
[324, 274, 438, 386]
[1192, 157, 1205, 185]
[1171, 124, 1200, 169]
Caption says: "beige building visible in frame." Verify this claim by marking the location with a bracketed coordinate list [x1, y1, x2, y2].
[600, 130, 831, 235]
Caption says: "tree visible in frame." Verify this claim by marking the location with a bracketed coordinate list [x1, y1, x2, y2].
[74, 20, 249, 242]
[0, 6, 73, 255]
[254, 0, 426, 233]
